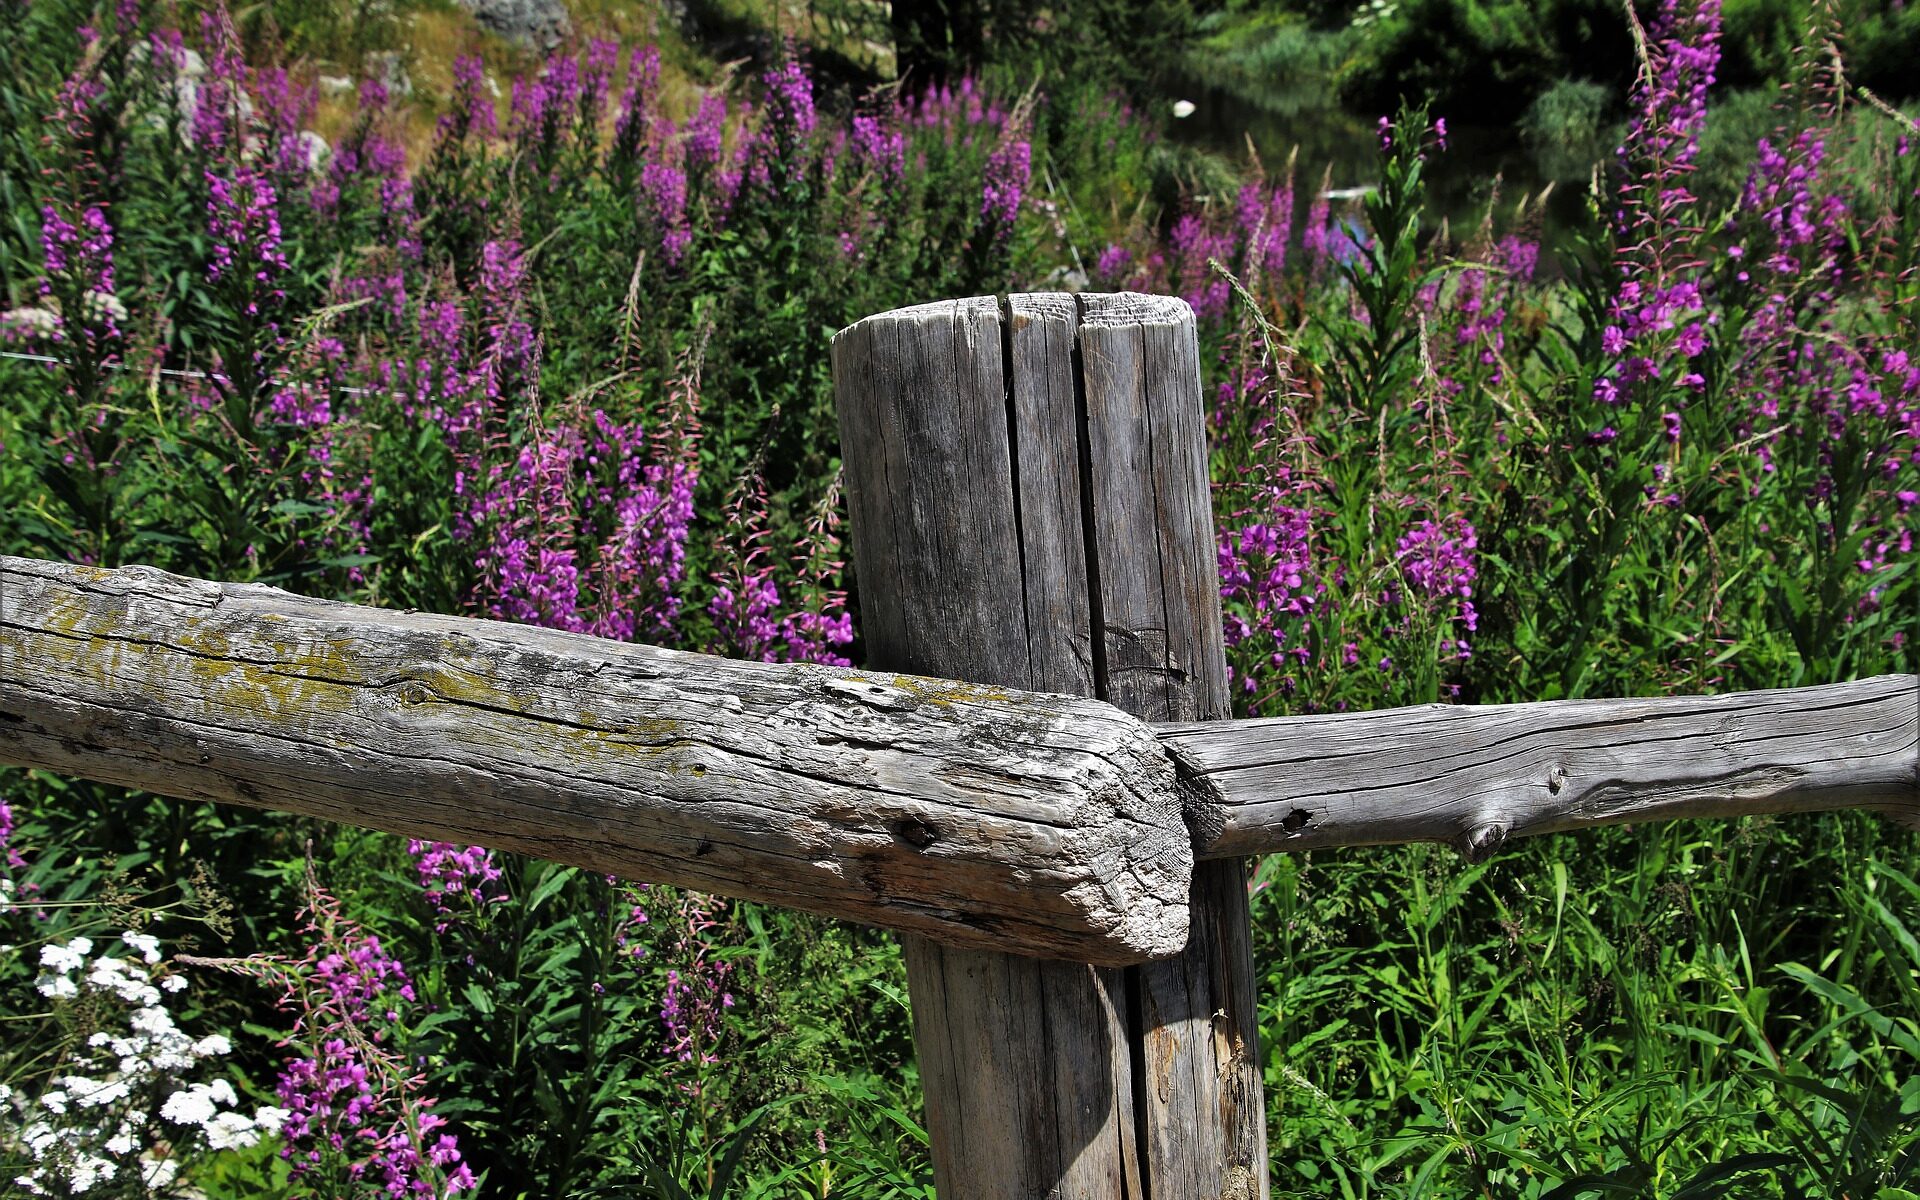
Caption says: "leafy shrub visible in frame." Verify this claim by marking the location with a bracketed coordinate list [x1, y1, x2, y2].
[1522, 78, 1615, 182]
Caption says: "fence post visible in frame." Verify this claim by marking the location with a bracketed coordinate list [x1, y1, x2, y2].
[831, 293, 1267, 1198]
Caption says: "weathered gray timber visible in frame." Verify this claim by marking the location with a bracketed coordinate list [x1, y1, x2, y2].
[1077, 292, 1267, 1200]
[0, 553, 1194, 964]
[7, 551, 1908, 960]
[835, 294, 1140, 1199]
[1161, 673, 1920, 860]
[832, 292, 1266, 1200]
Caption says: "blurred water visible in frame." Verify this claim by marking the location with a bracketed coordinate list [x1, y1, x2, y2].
[1160, 63, 1594, 243]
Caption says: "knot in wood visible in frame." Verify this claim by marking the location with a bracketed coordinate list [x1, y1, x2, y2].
[889, 817, 940, 850]
[1457, 821, 1510, 863]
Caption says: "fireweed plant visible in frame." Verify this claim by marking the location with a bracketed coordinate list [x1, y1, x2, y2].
[0, 0, 1914, 1194]
[178, 866, 478, 1200]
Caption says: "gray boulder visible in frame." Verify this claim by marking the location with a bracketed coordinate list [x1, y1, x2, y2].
[456, 0, 572, 50]
[366, 51, 413, 99]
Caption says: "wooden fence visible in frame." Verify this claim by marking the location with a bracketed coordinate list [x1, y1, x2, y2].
[2, 292, 1915, 1199]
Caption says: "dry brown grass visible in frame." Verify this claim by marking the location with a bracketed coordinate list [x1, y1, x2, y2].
[292, 0, 734, 165]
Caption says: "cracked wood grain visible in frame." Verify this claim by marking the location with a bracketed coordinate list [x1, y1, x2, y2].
[836, 293, 1143, 1199]
[834, 292, 1267, 1200]
[1076, 292, 1268, 1200]
[1161, 673, 1919, 861]
[0, 553, 1194, 965]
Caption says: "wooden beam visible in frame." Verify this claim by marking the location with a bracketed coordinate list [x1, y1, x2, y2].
[0, 553, 1196, 965]
[834, 293, 1268, 1199]
[835, 294, 1145, 1198]
[1162, 674, 1920, 861]
[1075, 292, 1268, 1199]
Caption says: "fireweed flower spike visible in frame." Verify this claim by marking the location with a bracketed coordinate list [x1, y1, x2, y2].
[641, 162, 693, 267]
[442, 54, 497, 145]
[407, 841, 506, 933]
[752, 52, 818, 194]
[1094, 242, 1134, 288]
[189, 8, 251, 156]
[1304, 166, 1334, 279]
[1394, 516, 1480, 658]
[1588, 0, 1721, 462]
[684, 91, 727, 175]
[980, 135, 1031, 245]
[38, 203, 122, 343]
[850, 111, 907, 185]
[177, 874, 479, 1196]
[660, 892, 736, 1084]
[206, 167, 290, 313]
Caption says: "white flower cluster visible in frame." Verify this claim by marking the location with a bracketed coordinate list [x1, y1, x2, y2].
[80, 289, 130, 327]
[0, 305, 61, 340]
[5, 933, 288, 1196]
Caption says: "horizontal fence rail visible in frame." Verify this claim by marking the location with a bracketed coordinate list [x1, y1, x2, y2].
[0, 554, 1195, 964]
[3, 552, 1915, 964]
[1164, 675, 1920, 859]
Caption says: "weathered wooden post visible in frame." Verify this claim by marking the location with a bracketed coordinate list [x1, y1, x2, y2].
[832, 294, 1267, 1198]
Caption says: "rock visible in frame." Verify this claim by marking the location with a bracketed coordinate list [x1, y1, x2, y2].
[297, 130, 332, 173]
[124, 41, 252, 147]
[160, 75, 254, 145]
[365, 51, 413, 99]
[455, 0, 571, 50]
[318, 74, 354, 96]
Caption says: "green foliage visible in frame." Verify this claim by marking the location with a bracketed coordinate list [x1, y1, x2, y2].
[1522, 79, 1616, 183]
[1253, 829, 1920, 1198]
[888, 0, 1195, 97]
[1338, 0, 1636, 124]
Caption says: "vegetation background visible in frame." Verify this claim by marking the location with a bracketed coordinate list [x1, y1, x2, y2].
[0, 0, 1915, 1195]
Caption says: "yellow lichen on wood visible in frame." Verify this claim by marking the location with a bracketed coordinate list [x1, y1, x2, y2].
[891, 675, 1015, 708]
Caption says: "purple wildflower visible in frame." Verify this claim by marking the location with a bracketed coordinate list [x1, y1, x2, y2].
[849, 112, 906, 185]
[659, 893, 735, 1078]
[250, 879, 477, 1197]
[39, 204, 119, 339]
[438, 55, 497, 146]
[1395, 515, 1479, 652]
[407, 841, 506, 933]
[611, 47, 661, 166]
[206, 167, 289, 314]
[685, 93, 728, 175]
[641, 163, 692, 267]
[762, 56, 817, 143]
[980, 136, 1030, 237]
